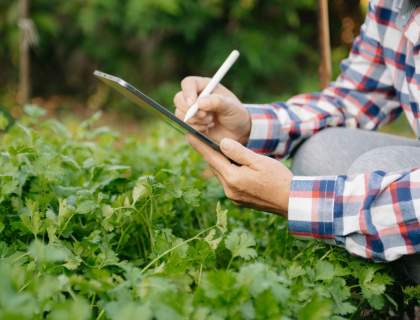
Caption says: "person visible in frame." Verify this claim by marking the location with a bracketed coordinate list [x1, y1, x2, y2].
[174, 0, 420, 283]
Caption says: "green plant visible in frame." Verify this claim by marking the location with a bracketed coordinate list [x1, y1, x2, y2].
[0, 106, 415, 319]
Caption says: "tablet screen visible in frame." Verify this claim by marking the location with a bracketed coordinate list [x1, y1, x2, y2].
[94, 71, 221, 153]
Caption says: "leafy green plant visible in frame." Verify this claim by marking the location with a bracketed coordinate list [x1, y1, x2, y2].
[0, 106, 415, 319]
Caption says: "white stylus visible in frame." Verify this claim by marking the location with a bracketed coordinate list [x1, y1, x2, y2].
[183, 50, 240, 123]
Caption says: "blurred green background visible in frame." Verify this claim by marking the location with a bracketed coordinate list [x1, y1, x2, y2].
[0, 0, 411, 136]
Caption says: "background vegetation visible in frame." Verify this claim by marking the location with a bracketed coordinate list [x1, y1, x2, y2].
[1, 0, 366, 114]
[0, 108, 416, 319]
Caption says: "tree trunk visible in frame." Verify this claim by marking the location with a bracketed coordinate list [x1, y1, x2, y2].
[18, 0, 30, 105]
[318, 0, 332, 89]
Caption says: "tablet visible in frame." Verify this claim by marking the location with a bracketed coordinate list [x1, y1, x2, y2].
[93, 70, 221, 153]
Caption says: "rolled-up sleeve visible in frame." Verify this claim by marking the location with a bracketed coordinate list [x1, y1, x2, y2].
[245, 0, 401, 159]
[288, 169, 420, 262]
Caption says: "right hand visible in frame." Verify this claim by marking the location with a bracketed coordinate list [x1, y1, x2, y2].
[174, 76, 251, 145]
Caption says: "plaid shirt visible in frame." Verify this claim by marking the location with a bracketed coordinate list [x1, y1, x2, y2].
[246, 0, 420, 261]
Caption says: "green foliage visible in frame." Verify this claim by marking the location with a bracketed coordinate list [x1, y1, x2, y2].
[403, 285, 420, 306]
[0, 107, 410, 318]
[225, 228, 257, 262]
[0, 0, 322, 106]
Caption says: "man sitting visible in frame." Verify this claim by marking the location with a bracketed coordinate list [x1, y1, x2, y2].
[174, 0, 420, 283]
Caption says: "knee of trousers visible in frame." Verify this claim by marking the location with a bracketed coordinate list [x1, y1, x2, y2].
[347, 146, 420, 175]
[292, 128, 355, 176]
[400, 254, 420, 284]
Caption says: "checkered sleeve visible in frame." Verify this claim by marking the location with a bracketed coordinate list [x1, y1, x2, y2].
[245, 0, 401, 158]
[288, 169, 420, 262]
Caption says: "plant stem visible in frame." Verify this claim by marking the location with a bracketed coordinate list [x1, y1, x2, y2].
[320, 248, 332, 260]
[140, 225, 215, 274]
[18, 279, 32, 293]
[226, 255, 235, 270]
[197, 263, 203, 286]
[96, 309, 105, 320]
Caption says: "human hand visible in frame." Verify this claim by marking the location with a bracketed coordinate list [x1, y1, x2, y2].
[187, 135, 292, 216]
[174, 76, 252, 145]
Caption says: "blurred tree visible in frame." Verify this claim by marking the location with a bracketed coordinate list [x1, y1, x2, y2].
[0, 0, 363, 111]
[18, 0, 33, 104]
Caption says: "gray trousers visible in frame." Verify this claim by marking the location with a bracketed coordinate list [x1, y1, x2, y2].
[292, 128, 420, 284]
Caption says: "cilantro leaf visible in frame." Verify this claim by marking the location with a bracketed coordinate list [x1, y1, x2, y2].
[225, 229, 257, 261]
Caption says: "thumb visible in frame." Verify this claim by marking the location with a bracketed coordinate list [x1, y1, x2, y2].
[220, 138, 259, 166]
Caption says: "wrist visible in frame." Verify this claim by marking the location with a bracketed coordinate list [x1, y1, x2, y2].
[238, 110, 252, 145]
[279, 174, 292, 217]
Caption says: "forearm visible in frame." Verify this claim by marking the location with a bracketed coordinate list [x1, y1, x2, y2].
[288, 170, 420, 262]
[245, 79, 400, 159]
[244, 89, 347, 158]
[244, 2, 402, 159]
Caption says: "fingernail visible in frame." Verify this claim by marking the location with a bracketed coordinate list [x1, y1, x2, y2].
[221, 138, 234, 152]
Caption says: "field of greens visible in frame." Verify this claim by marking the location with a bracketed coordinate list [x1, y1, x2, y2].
[0, 106, 418, 319]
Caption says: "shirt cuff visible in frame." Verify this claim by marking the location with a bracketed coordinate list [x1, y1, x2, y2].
[288, 176, 338, 241]
[244, 104, 282, 156]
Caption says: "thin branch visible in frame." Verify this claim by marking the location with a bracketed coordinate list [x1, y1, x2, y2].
[318, 0, 332, 89]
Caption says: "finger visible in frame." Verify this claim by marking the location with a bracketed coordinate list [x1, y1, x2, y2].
[187, 135, 233, 175]
[174, 91, 187, 110]
[188, 115, 213, 126]
[190, 124, 209, 132]
[175, 108, 185, 120]
[173, 91, 189, 114]
[220, 138, 260, 167]
[209, 166, 228, 187]
[209, 167, 243, 205]
[195, 110, 208, 120]
[197, 94, 233, 114]
[181, 76, 211, 106]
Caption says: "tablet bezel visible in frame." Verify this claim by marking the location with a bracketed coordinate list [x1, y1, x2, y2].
[94, 70, 221, 153]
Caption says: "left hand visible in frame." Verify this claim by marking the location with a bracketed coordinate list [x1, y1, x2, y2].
[187, 136, 292, 217]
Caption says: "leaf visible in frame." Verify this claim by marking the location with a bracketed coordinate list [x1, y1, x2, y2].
[335, 302, 357, 315]
[58, 199, 75, 228]
[77, 200, 97, 214]
[63, 255, 82, 270]
[28, 240, 70, 263]
[152, 290, 193, 320]
[216, 202, 227, 233]
[298, 294, 332, 320]
[203, 229, 222, 250]
[403, 285, 420, 305]
[48, 298, 91, 320]
[358, 266, 391, 310]
[79, 111, 102, 129]
[0, 113, 9, 130]
[132, 176, 151, 204]
[24, 105, 46, 118]
[365, 294, 385, 310]
[105, 301, 152, 320]
[237, 263, 289, 302]
[197, 270, 238, 300]
[287, 262, 306, 279]
[183, 189, 200, 206]
[20, 200, 42, 236]
[315, 260, 335, 281]
[225, 229, 257, 261]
